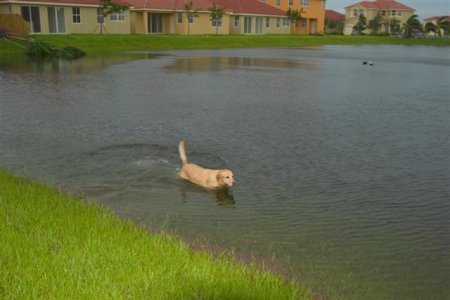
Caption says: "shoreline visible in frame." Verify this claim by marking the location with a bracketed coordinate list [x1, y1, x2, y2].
[0, 168, 312, 298]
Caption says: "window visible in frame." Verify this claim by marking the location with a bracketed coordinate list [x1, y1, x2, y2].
[97, 7, 104, 23]
[234, 16, 240, 27]
[391, 10, 396, 16]
[21, 6, 41, 33]
[301, 0, 309, 6]
[276, 17, 280, 28]
[72, 7, 81, 23]
[353, 9, 357, 17]
[177, 12, 182, 23]
[276, 0, 280, 7]
[212, 17, 222, 27]
[266, 17, 270, 28]
[359, 9, 364, 15]
[398, 11, 402, 16]
[188, 12, 194, 23]
[289, 0, 293, 6]
[244, 16, 252, 33]
[381, 10, 386, 16]
[48, 7, 66, 33]
[301, 19, 306, 27]
[282, 17, 290, 27]
[110, 10, 125, 21]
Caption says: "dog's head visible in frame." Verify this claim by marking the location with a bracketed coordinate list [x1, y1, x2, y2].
[217, 169, 235, 187]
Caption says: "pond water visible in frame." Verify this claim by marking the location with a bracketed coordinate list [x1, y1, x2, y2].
[1, 46, 449, 299]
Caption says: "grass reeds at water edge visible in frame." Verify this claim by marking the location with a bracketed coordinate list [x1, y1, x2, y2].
[0, 169, 311, 299]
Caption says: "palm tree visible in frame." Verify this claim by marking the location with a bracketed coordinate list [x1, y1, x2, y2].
[424, 21, 438, 37]
[209, 4, 225, 35]
[184, 1, 199, 35]
[389, 18, 401, 35]
[401, 14, 422, 38]
[285, 8, 304, 34]
[434, 16, 449, 36]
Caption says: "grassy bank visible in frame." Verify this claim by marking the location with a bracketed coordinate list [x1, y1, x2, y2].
[1, 34, 449, 56]
[0, 169, 311, 299]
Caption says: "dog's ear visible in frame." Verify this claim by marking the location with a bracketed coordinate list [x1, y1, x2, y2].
[216, 170, 225, 182]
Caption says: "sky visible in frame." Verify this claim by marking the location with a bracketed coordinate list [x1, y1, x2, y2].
[325, 0, 450, 20]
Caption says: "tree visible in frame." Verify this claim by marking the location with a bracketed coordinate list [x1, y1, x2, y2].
[209, 4, 225, 35]
[401, 14, 422, 38]
[97, 0, 128, 35]
[389, 18, 401, 35]
[368, 14, 382, 34]
[184, 1, 199, 35]
[430, 16, 450, 37]
[353, 13, 367, 35]
[424, 21, 438, 37]
[285, 8, 304, 34]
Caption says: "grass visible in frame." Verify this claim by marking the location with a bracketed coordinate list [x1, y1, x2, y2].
[0, 169, 311, 299]
[1, 34, 449, 56]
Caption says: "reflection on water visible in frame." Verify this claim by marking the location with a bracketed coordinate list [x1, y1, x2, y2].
[164, 56, 318, 72]
[0, 52, 159, 74]
[180, 184, 235, 207]
[1, 46, 449, 300]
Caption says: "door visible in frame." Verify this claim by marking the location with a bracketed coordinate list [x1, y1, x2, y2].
[21, 6, 41, 33]
[48, 7, 66, 33]
[309, 19, 317, 34]
[148, 13, 163, 33]
[255, 17, 262, 34]
[244, 16, 252, 34]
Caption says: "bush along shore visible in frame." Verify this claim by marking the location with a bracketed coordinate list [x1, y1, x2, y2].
[0, 169, 311, 299]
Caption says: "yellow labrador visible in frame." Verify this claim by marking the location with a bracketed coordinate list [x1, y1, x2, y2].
[178, 140, 235, 189]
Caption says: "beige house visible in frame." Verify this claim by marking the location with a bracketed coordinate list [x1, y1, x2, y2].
[0, 0, 131, 34]
[343, 0, 415, 35]
[0, 0, 290, 35]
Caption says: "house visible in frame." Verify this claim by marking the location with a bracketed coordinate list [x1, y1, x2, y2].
[263, 0, 325, 34]
[325, 9, 344, 34]
[343, 0, 415, 35]
[0, 0, 290, 35]
[423, 16, 450, 36]
[0, 0, 131, 34]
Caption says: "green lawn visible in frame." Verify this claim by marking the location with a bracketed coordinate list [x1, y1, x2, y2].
[0, 169, 311, 299]
[1, 34, 449, 56]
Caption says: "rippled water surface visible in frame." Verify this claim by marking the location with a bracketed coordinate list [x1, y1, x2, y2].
[1, 46, 449, 299]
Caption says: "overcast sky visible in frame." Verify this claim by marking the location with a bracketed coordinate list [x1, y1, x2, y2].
[325, 0, 450, 20]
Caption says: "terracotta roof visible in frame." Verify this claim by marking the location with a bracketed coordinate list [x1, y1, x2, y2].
[325, 9, 344, 21]
[124, 0, 214, 11]
[345, 0, 414, 11]
[214, 0, 286, 16]
[0, 0, 129, 6]
[424, 16, 450, 22]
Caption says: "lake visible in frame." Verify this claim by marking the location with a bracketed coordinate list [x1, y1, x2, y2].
[1, 45, 449, 299]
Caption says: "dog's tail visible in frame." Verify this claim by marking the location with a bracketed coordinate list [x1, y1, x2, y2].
[179, 140, 188, 165]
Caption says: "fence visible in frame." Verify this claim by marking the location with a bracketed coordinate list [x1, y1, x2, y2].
[0, 14, 28, 37]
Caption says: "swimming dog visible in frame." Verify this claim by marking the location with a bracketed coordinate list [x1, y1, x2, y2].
[178, 140, 235, 189]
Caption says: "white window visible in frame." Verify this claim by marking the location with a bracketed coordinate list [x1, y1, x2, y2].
[276, 0, 280, 7]
[212, 17, 222, 27]
[48, 7, 66, 33]
[353, 9, 357, 16]
[282, 17, 290, 27]
[177, 12, 182, 23]
[398, 11, 402, 16]
[110, 10, 125, 22]
[188, 12, 194, 23]
[234, 16, 239, 27]
[266, 17, 270, 28]
[391, 10, 396, 16]
[359, 9, 364, 15]
[301, 0, 309, 6]
[301, 19, 306, 27]
[97, 7, 104, 23]
[72, 7, 81, 24]
[381, 10, 386, 16]
[289, 0, 293, 6]
[276, 17, 280, 27]
[21, 6, 41, 33]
